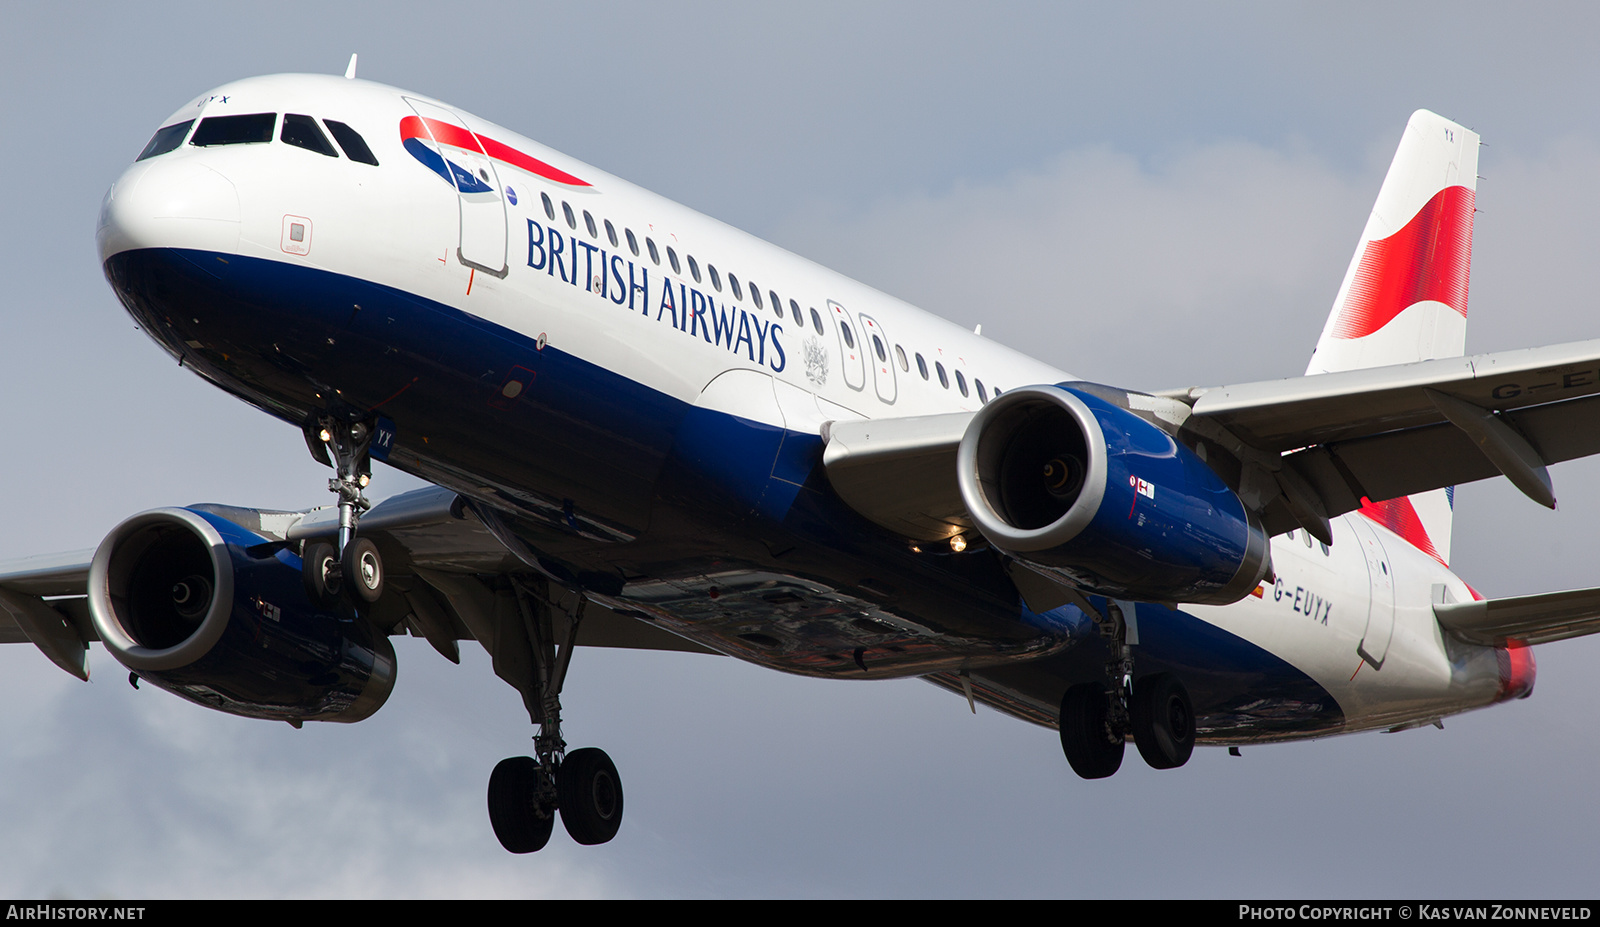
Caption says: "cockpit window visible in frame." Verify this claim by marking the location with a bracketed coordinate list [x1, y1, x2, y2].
[136, 121, 193, 161]
[325, 120, 379, 166]
[280, 114, 337, 157]
[191, 113, 277, 147]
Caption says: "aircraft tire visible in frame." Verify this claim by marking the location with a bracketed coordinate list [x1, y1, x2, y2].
[1131, 673, 1195, 770]
[1059, 683, 1124, 779]
[342, 537, 384, 604]
[488, 756, 556, 853]
[557, 747, 624, 845]
[302, 540, 341, 608]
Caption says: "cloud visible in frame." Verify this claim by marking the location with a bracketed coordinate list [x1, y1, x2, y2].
[774, 140, 1377, 388]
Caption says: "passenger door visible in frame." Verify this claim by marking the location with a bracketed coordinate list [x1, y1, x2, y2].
[403, 97, 508, 278]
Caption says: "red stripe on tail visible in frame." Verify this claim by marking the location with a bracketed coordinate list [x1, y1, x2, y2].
[1332, 185, 1474, 339]
[1359, 496, 1446, 566]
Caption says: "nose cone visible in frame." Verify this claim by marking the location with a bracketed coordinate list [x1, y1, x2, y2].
[97, 158, 240, 264]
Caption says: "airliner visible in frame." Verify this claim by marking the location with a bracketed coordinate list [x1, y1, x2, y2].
[4, 65, 1599, 854]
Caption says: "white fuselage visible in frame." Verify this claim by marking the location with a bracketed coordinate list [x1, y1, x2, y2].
[98, 73, 1525, 743]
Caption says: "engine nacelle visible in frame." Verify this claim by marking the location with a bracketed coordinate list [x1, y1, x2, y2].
[957, 385, 1269, 604]
[87, 507, 396, 723]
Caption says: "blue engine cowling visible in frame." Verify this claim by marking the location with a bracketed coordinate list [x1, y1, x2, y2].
[957, 385, 1270, 604]
[87, 507, 396, 723]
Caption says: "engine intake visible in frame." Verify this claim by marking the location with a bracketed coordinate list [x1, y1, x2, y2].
[88, 507, 396, 723]
[958, 386, 1269, 604]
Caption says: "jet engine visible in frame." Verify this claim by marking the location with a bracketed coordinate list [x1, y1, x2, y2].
[87, 507, 396, 723]
[957, 385, 1269, 605]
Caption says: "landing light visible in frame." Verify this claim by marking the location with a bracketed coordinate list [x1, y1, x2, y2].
[949, 535, 967, 553]
[319, 428, 331, 443]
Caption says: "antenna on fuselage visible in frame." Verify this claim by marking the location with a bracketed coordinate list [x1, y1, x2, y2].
[344, 53, 358, 79]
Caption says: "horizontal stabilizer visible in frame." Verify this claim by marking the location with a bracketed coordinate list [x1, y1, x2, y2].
[1435, 587, 1600, 646]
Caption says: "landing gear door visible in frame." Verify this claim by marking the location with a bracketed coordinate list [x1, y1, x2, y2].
[403, 97, 509, 278]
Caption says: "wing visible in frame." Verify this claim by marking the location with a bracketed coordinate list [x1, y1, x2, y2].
[0, 486, 716, 682]
[1174, 338, 1600, 532]
[824, 339, 1600, 548]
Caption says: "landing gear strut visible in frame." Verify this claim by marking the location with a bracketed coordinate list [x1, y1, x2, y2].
[1058, 601, 1195, 777]
[300, 413, 385, 608]
[486, 576, 623, 852]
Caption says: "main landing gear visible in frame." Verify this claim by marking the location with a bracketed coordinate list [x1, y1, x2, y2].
[487, 577, 623, 852]
[300, 414, 385, 608]
[1058, 601, 1195, 778]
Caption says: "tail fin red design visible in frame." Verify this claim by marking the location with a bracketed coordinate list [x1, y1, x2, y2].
[1358, 496, 1444, 566]
[1309, 111, 1480, 566]
[1308, 110, 1479, 377]
[1330, 185, 1474, 340]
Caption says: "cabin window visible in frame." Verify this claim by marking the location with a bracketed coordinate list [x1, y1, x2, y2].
[936, 362, 949, 388]
[647, 238, 660, 265]
[916, 353, 928, 379]
[809, 307, 823, 334]
[895, 345, 908, 372]
[774, 293, 787, 319]
[708, 263, 721, 291]
[955, 370, 968, 397]
[626, 228, 640, 257]
[750, 284, 763, 309]
[136, 121, 193, 161]
[280, 114, 337, 157]
[562, 201, 576, 230]
[840, 321, 856, 349]
[687, 255, 701, 283]
[976, 379, 988, 403]
[1320, 541, 1331, 556]
[1304, 531, 1315, 549]
[872, 334, 887, 363]
[730, 273, 743, 301]
[191, 113, 276, 147]
[542, 193, 556, 221]
[604, 219, 619, 247]
[324, 120, 378, 165]
[583, 210, 597, 239]
[667, 247, 680, 274]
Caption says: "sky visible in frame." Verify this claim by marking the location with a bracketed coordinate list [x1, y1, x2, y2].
[3, 1, 1600, 899]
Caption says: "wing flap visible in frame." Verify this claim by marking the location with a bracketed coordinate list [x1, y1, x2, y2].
[1435, 587, 1600, 646]
[1284, 392, 1600, 518]
[0, 550, 95, 676]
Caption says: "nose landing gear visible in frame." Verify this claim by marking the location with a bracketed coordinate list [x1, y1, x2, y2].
[300, 413, 385, 608]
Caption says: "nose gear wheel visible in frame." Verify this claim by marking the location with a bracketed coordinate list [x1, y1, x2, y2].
[299, 412, 385, 608]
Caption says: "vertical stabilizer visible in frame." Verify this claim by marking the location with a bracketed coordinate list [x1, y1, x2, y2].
[1308, 110, 1480, 565]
